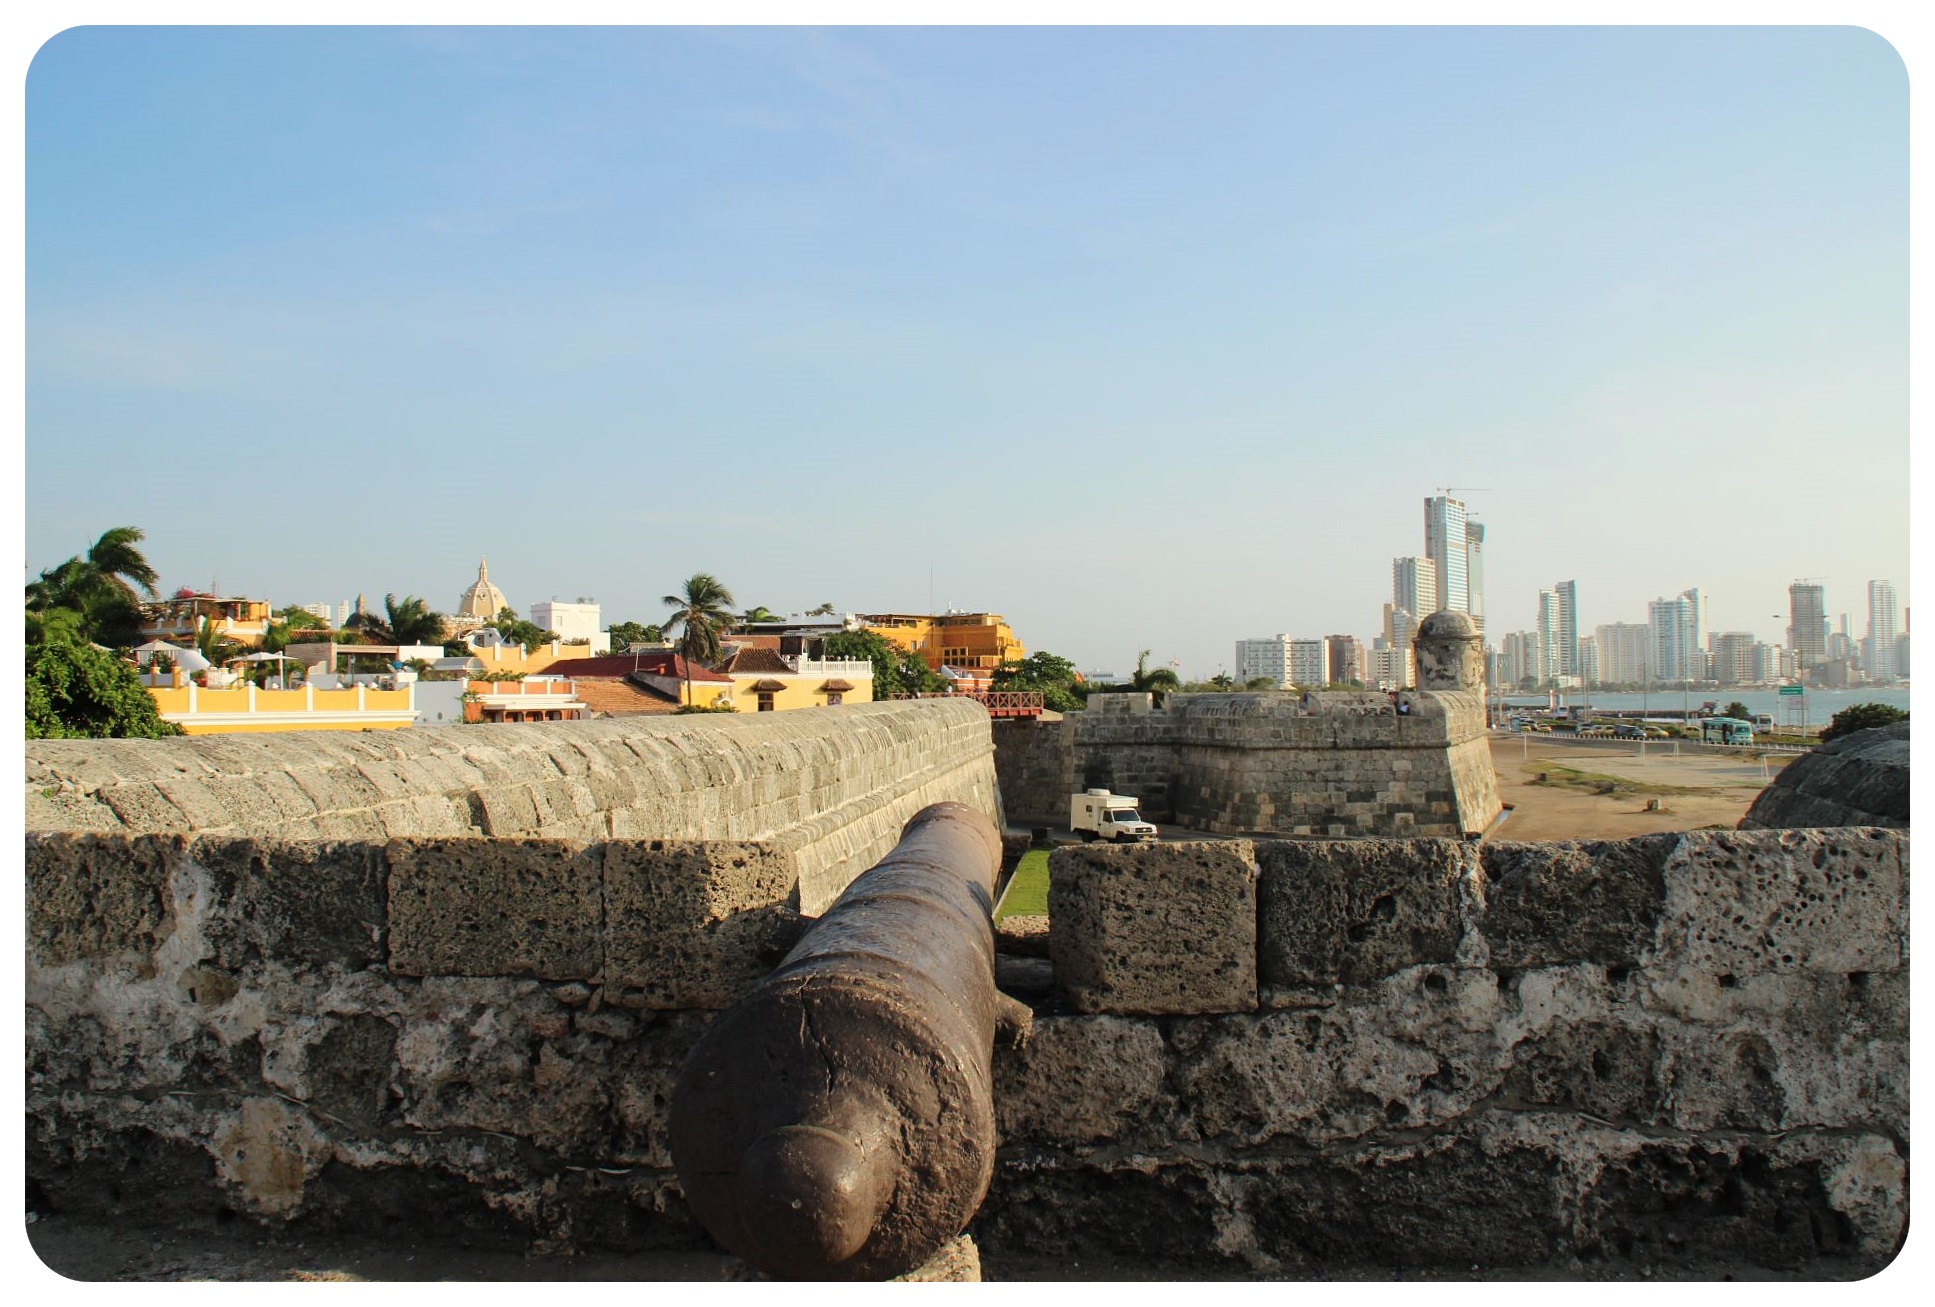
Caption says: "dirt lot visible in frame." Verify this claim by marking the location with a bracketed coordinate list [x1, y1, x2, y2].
[1487, 735, 1792, 842]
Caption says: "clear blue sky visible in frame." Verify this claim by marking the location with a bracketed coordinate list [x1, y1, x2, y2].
[25, 25, 1908, 675]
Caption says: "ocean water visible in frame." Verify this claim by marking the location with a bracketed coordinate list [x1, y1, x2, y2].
[1495, 686, 1909, 720]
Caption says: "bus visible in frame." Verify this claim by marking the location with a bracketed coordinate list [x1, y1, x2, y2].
[1700, 717, 1756, 746]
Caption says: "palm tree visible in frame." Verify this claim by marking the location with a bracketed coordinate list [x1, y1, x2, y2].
[24, 526, 160, 647]
[1131, 649, 1182, 695]
[807, 602, 837, 616]
[662, 573, 736, 707]
[739, 605, 779, 626]
[384, 594, 448, 647]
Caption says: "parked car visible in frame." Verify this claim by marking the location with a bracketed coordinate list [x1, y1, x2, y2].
[1613, 723, 1647, 740]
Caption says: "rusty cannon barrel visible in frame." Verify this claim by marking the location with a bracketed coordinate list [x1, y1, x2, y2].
[668, 801, 1003, 1280]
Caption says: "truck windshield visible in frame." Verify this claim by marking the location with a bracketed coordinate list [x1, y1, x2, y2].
[1109, 810, 1142, 823]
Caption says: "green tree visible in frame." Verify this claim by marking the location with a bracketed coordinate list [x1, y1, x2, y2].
[384, 593, 448, 647]
[1722, 701, 1753, 723]
[1245, 676, 1277, 690]
[608, 620, 661, 651]
[1819, 702, 1909, 743]
[26, 636, 181, 739]
[491, 607, 555, 654]
[992, 651, 1084, 713]
[24, 525, 161, 648]
[738, 605, 779, 626]
[661, 573, 737, 705]
[807, 602, 837, 616]
[823, 628, 935, 699]
[1128, 649, 1181, 698]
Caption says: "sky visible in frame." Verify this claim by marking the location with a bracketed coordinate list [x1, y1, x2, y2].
[23, 24, 1909, 677]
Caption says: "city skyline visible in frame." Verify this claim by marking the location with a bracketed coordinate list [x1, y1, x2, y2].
[23, 26, 1909, 676]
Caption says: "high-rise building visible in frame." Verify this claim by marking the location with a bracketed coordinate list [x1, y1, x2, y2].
[1554, 580, 1579, 678]
[1788, 582, 1827, 672]
[1465, 520, 1486, 636]
[1596, 622, 1651, 685]
[1576, 635, 1600, 686]
[1535, 589, 1562, 683]
[1709, 632, 1757, 686]
[1866, 581, 1900, 678]
[1393, 557, 1436, 620]
[1235, 635, 1295, 689]
[1368, 637, 1413, 690]
[1753, 642, 1785, 684]
[1423, 496, 1470, 617]
[1499, 630, 1541, 688]
[1647, 595, 1699, 682]
[1289, 638, 1326, 687]
[1325, 634, 1366, 687]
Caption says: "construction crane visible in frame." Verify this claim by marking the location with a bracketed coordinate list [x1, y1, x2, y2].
[1434, 485, 1493, 497]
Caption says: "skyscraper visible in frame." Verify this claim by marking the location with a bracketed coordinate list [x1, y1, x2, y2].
[1867, 580, 1900, 677]
[1647, 595, 1701, 683]
[1235, 635, 1295, 689]
[1536, 589, 1562, 683]
[1554, 580, 1579, 678]
[1392, 556, 1436, 621]
[1788, 582, 1827, 672]
[1423, 496, 1469, 617]
[1465, 520, 1485, 636]
[1595, 623, 1651, 685]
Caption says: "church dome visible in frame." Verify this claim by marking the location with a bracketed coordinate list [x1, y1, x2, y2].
[457, 558, 509, 620]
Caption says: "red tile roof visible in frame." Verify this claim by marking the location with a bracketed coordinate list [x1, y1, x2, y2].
[541, 654, 732, 682]
[721, 647, 795, 675]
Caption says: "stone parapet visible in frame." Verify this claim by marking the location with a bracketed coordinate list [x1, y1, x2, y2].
[25, 699, 1000, 916]
[992, 689, 1499, 837]
[22, 811, 1907, 1276]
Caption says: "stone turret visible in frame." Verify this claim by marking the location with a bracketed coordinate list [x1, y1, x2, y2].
[1414, 610, 1483, 693]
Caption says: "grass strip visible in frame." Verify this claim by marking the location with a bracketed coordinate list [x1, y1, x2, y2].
[995, 848, 1050, 922]
[1524, 764, 1715, 797]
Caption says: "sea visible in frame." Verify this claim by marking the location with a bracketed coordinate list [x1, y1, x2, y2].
[1494, 686, 1910, 722]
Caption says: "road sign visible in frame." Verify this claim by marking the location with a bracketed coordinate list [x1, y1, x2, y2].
[1779, 685, 1805, 696]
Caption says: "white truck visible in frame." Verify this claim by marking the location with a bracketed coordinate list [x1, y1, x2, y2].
[1070, 789, 1159, 842]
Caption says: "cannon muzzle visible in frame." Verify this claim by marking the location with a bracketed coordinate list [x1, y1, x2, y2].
[668, 801, 1003, 1280]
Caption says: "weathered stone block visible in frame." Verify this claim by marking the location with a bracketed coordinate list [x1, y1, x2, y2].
[27, 833, 183, 964]
[1481, 836, 1673, 969]
[190, 837, 387, 969]
[1256, 838, 1470, 989]
[994, 1015, 1167, 1145]
[1048, 840, 1256, 1014]
[1650, 829, 1905, 975]
[602, 840, 799, 1009]
[387, 839, 602, 978]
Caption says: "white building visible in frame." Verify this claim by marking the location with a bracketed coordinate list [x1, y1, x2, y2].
[530, 598, 611, 653]
[1536, 589, 1562, 684]
[1289, 638, 1327, 687]
[1710, 632, 1757, 686]
[1595, 622, 1652, 686]
[1393, 556, 1436, 620]
[1866, 580, 1900, 678]
[1423, 496, 1470, 617]
[1576, 634, 1600, 686]
[1235, 636, 1294, 689]
[1554, 580, 1579, 678]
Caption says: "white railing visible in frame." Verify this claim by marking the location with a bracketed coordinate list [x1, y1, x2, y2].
[782, 657, 874, 677]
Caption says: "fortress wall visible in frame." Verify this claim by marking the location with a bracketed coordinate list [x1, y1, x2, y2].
[993, 690, 1500, 837]
[989, 719, 1070, 829]
[25, 699, 1000, 916]
[995, 828, 1908, 1273]
[25, 821, 1906, 1275]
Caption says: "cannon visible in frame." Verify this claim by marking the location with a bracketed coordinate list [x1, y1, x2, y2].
[668, 801, 1005, 1280]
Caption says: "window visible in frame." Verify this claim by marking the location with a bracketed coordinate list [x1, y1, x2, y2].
[826, 692, 843, 706]
[757, 691, 775, 712]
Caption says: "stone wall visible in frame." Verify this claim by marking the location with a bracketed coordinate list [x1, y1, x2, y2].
[24, 700, 1000, 916]
[994, 829, 1908, 1274]
[994, 689, 1500, 839]
[25, 822, 1906, 1275]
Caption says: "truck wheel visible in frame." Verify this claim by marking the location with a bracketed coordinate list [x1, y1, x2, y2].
[1079, 830, 1097, 843]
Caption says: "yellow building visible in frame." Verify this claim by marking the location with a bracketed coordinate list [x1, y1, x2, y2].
[147, 680, 417, 734]
[858, 612, 1025, 674]
[718, 648, 874, 712]
[138, 594, 274, 649]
